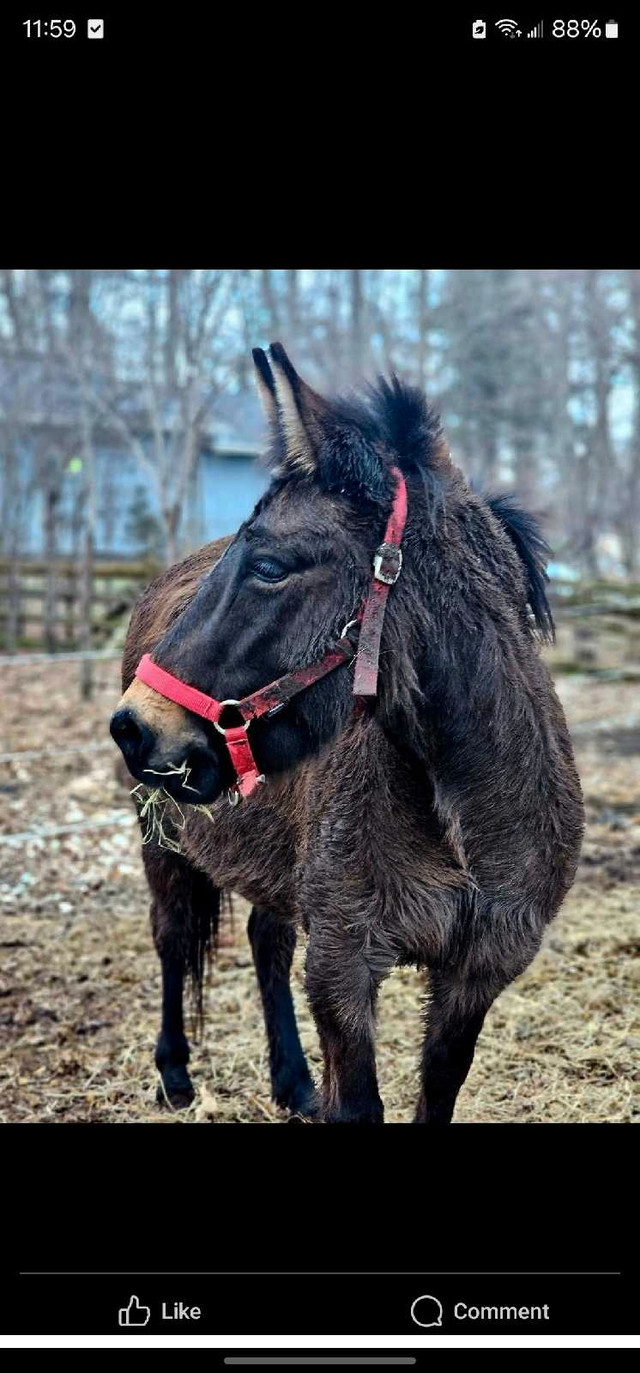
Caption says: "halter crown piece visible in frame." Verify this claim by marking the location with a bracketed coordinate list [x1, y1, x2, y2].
[135, 467, 408, 805]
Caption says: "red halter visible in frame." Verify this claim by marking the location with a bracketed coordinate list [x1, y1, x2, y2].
[135, 467, 408, 804]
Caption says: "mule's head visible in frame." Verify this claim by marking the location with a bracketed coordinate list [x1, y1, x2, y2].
[110, 343, 450, 804]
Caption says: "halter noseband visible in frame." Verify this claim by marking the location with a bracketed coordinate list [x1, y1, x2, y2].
[135, 467, 408, 805]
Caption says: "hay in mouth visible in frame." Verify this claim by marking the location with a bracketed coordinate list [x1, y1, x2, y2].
[131, 783, 185, 852]
[142, 758, 201, 793]
[130, 780, 222, 853]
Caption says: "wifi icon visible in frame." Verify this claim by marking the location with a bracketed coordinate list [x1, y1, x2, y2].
[495, 18, 521, 36]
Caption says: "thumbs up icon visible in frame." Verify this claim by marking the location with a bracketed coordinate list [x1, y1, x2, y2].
[118, 1294, 151, 1327]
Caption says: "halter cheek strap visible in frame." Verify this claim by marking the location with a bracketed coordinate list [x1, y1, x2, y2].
[352, 469, 407, 697]
[135, 467, 408, 803]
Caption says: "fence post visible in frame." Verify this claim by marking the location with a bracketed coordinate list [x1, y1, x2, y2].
[573, 624, 598, 667]
[6, 556, 21, 651]
[77, 375, 97, 699]
[44, 483, 60, 654]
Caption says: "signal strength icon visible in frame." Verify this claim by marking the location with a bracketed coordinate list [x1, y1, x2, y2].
[527, 19, 544, 38]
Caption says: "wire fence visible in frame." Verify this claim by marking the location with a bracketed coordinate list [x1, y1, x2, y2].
[1, 647, 129, 842]
[0, 741, 115, 764]
[1, 649, 122, 666]
[0, 812, 137, 846]
[1, 646, 122, 707]
[1, 651, 121, 763]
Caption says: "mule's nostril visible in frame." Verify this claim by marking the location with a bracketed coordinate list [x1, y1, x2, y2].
[115, 715, 139, 743]
[110, 707, 154, 764]
[111, 707, 140, 745]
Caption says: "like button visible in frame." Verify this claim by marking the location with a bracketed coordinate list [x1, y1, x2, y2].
[118, 1295, 151, 1327]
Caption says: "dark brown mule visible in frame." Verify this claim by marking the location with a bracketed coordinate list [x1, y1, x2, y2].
[111, 343, 584, 1123]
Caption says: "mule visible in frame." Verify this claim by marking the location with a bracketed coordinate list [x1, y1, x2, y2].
[110, 342, 584, 1123]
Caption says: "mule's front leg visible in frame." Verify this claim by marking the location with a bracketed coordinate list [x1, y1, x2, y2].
[414, 965, 510, 1124]
[248, 907, 318, 1117]
[305, 929, 385, 1124]
[416, 923, 545, 1123]
[144, 843, 219, 1110]
[155, 952, 194, 1107]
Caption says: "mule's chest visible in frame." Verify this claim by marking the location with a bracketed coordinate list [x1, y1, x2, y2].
[180, 784, 304, 918]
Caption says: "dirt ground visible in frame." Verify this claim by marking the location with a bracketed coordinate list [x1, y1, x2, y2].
[0, 658, 638, 1124]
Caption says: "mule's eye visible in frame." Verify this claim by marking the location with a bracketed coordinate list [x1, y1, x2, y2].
[251, 557, 289, 583]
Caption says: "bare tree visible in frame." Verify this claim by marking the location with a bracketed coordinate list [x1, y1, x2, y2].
[350, 269, 365, 378]
[260, 269, 281, 337]
[417, 269, 429, 392]
[72, 269, 238, 564]
[623, 269, 640, 574]
[2, 265, 639, 596]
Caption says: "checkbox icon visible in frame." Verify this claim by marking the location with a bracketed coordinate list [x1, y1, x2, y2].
[87, 18, 104, 38]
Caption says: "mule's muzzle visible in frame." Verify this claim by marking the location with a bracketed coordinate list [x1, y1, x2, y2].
[110, 705, 222, 803]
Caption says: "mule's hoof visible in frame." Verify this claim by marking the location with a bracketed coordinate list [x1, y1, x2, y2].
[286, 1088, 320, 1122]
[275, 1076, 319, 1120]
[156, 1066, 195, 1110]
[323, 1102, 384, 1124]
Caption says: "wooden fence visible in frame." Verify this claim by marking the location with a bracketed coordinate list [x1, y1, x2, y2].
[2, 564, 639, 676]
[547, 581, 640, 679]
[0, 557, 160, 653]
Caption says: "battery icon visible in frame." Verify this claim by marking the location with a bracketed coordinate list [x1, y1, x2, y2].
[605, 20, 618, 37]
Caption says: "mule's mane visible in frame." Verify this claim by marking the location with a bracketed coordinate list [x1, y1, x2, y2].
[485, 492, 555, 644]
[259, 366, 451, 527]
[325, 375, 450, 475]
[262, 373, 446, 486]
[258, 361, 554, 646]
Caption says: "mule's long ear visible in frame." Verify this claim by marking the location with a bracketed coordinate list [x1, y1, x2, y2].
[252, 347, 280, 431]
[254, 341, 389, 501]
[267, 341, 332, 474]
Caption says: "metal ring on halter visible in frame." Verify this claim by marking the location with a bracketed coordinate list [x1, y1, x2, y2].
[340, 618, 359, 639]
[212, 699, 251, 736]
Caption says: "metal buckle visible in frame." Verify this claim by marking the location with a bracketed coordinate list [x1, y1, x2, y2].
[372, 543, 403, 585]
[212, 699, 251, 736]
[228, 774, 265, 806]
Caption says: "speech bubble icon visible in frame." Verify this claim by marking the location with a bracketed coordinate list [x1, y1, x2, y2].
[410, 1294, 443, 1328]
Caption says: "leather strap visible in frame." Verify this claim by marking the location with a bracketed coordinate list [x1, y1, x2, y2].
[352, 466, 407, 697]
[135, 654, 225, 724]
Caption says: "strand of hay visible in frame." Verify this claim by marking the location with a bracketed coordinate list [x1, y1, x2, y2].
[130, 779, 223, 854]
[131, 783, 185, 852]
[143, 759, 200, 793]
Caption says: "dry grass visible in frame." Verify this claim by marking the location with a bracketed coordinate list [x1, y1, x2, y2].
[0, 660, 638, 1123]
